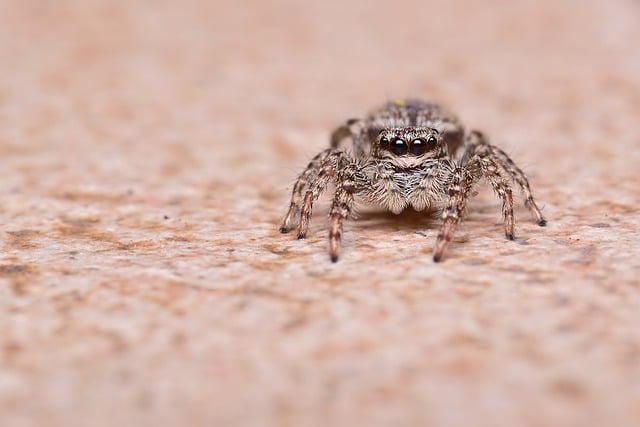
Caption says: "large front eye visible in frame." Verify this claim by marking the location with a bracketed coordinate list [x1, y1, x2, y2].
[410, 138, 426, 155]
[391, 138, 408, 155]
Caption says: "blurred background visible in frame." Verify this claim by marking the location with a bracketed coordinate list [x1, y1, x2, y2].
[1, 0, 638, 200]
[1, 0, 640, 426]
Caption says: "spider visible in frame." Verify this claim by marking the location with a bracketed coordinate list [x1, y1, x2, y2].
[279, 99, 546, 262]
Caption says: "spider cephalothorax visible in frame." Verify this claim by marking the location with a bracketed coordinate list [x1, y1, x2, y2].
[279, 99, 546, 262]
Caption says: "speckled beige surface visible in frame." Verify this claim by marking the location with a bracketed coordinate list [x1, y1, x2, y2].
[1, 1, 640, 426]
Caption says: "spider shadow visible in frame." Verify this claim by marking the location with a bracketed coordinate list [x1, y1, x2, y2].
[354, 206, 440, 234]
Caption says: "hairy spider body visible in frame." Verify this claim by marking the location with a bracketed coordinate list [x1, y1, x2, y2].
[279, 99, 546, 262]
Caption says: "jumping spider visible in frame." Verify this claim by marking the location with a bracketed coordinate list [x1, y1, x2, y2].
[279, 99, 546, 262]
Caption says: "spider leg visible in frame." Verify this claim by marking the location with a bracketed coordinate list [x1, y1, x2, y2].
[279, 148, 336, 234]
[328, 184, 355, 262]
[477, 157, 515, 240]
[433, 156, 515, 262]
[464, 131, 547, 226]
[280, 149, 355, 240]
[281, 118, 366, 235]
[294, 152, 340, 239]
[325, 160, 366, 262]
[433, 167, 471, 262]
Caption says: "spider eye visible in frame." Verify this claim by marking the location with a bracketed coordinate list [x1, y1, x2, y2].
[410, 138, 426, 155]
[391, 138, 408, 155]
[379, 136, 390, 149]
[427, 135, 438, 145]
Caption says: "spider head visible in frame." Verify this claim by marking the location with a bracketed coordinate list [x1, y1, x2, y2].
[376, 128, 442, 158]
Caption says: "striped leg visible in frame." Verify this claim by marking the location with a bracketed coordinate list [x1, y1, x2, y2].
[328, 185, 355, 262]
[464, 131, 547, 226]
[280, 149, 354, 240]
[479, 157, 515, 240]
[433, 169, 470, 262]
[279, 148, 337, 234]
[433, 157, 515, 262]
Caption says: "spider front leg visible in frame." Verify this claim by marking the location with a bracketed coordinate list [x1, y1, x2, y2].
[433, 168, 472, 262]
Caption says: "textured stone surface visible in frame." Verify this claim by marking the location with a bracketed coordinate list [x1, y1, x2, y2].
[1, 0, 640, 426]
